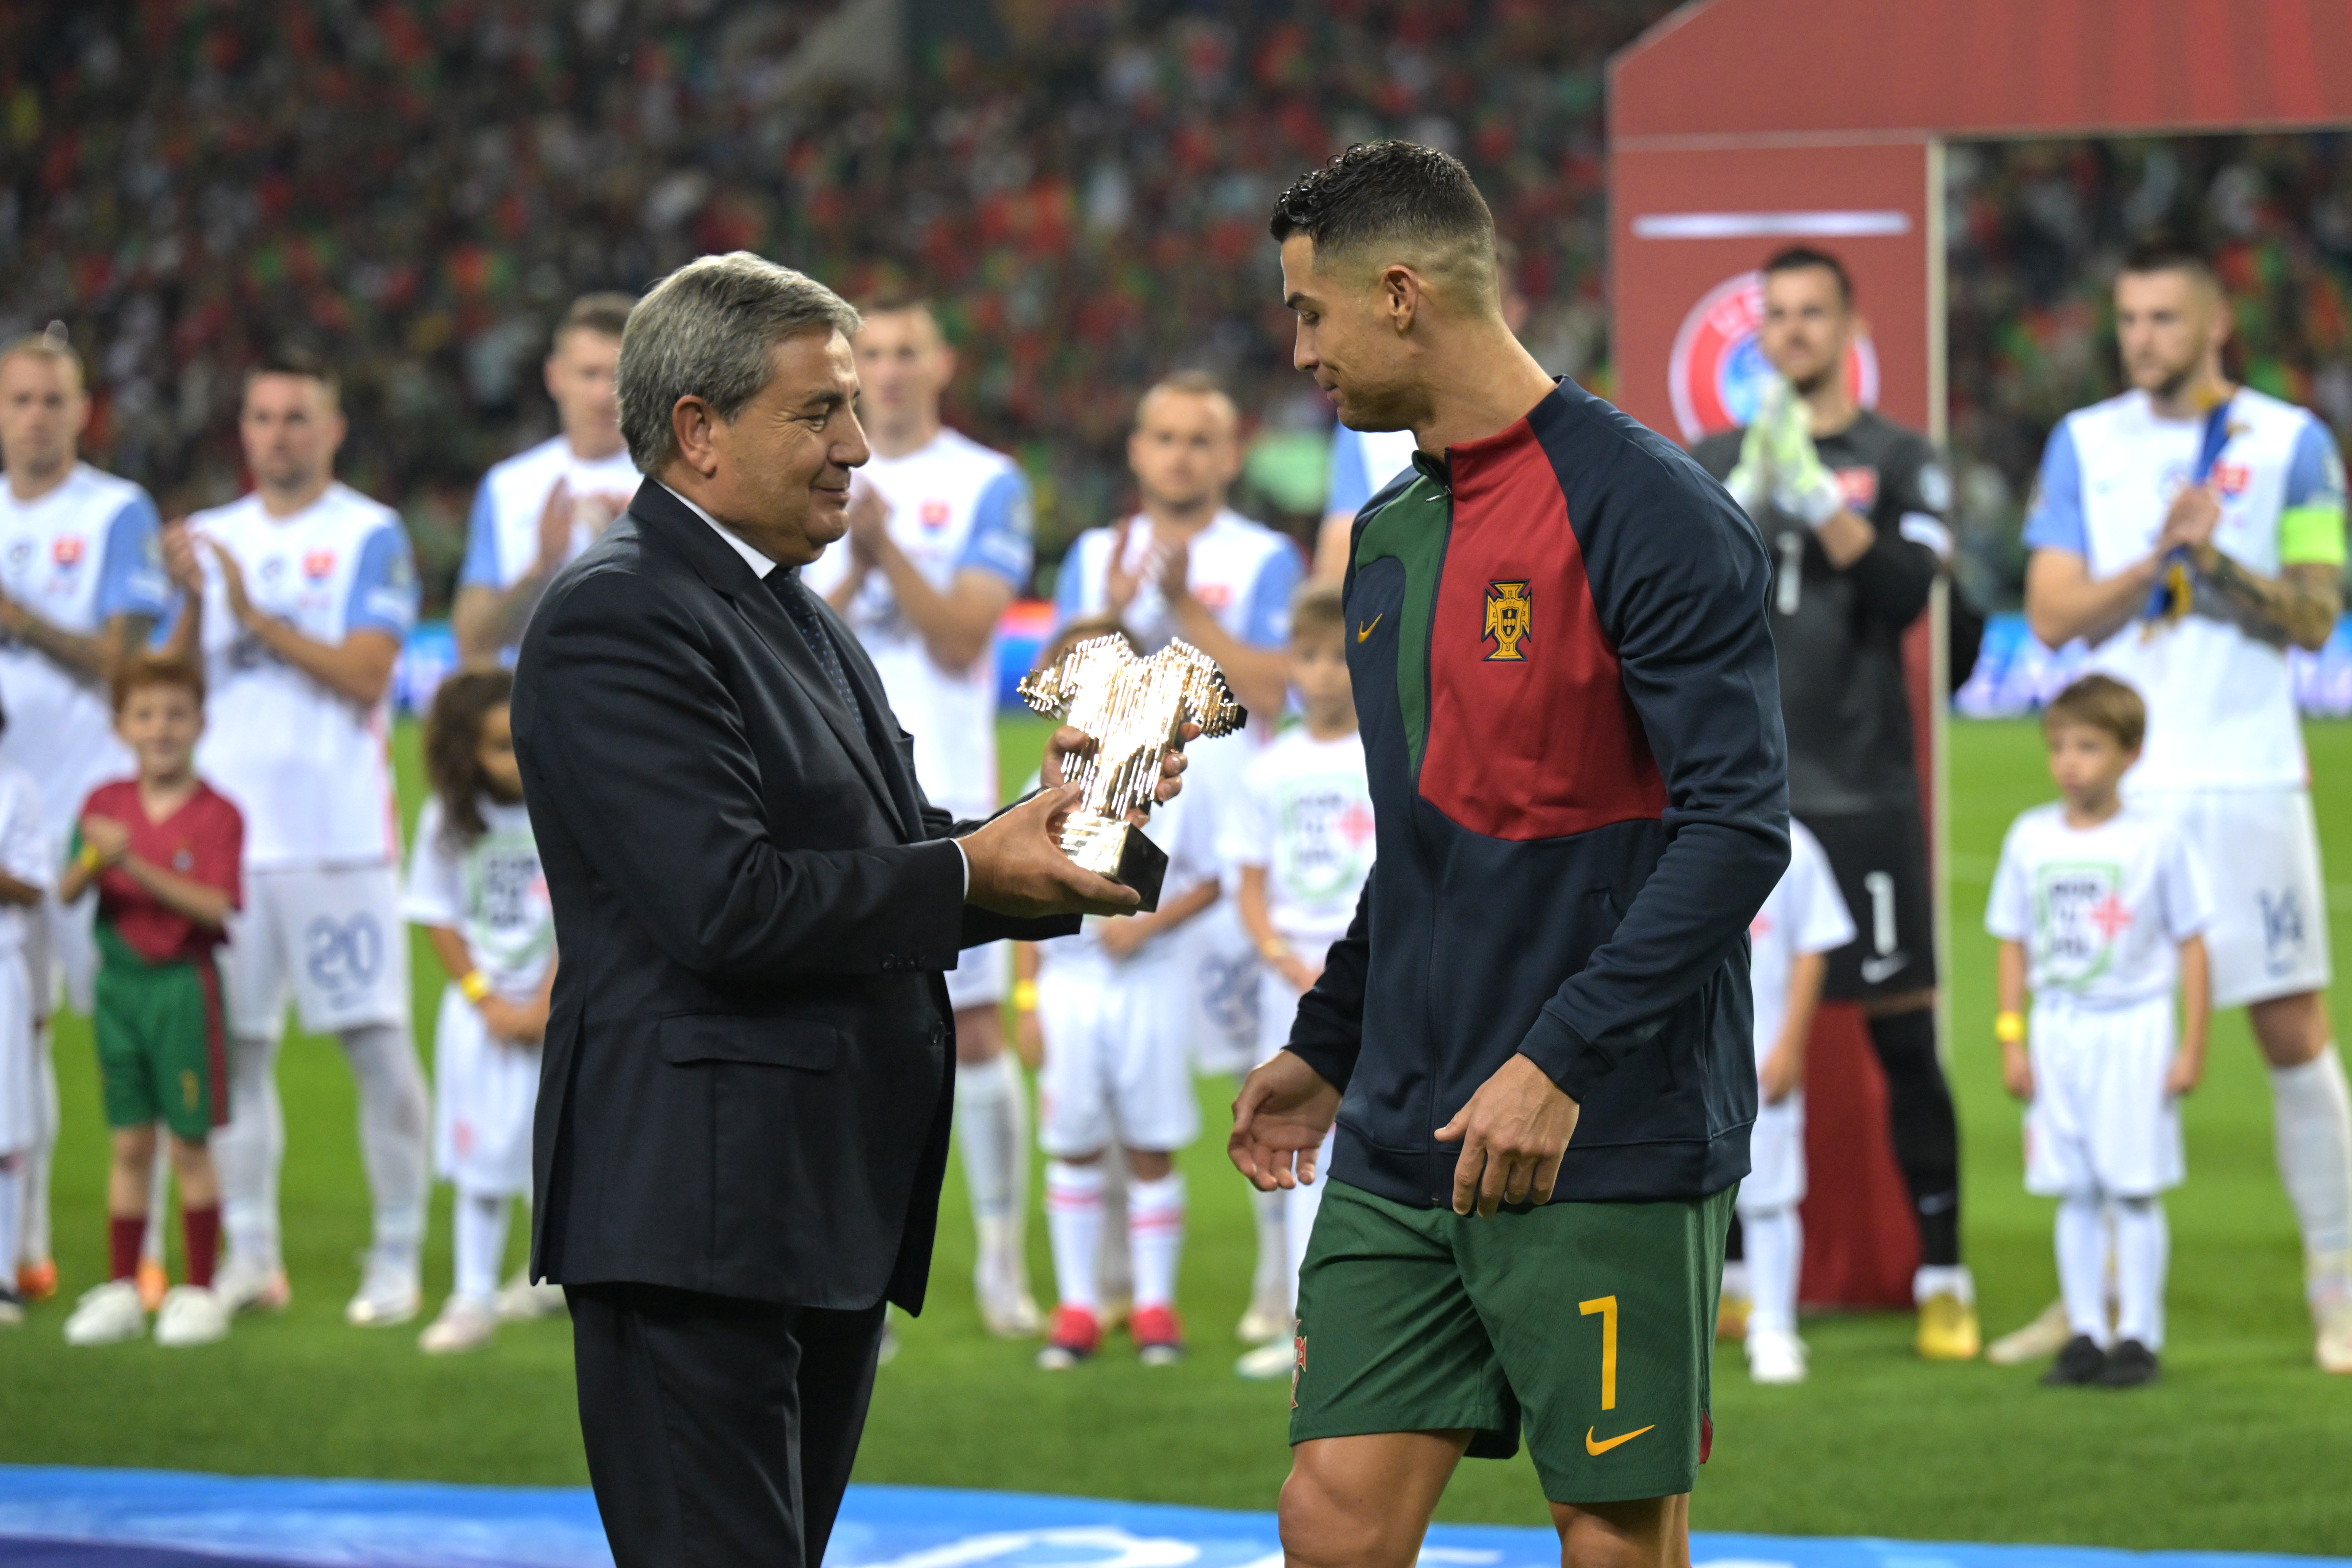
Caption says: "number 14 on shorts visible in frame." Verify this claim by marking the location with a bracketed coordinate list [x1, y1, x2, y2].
[1580, 1296, 1654, 1455]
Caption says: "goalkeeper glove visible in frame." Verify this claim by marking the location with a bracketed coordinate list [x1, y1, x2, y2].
[1762, 379, 1845, 528]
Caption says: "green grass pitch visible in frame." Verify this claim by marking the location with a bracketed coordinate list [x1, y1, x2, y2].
[2, 716, 2347, 1553]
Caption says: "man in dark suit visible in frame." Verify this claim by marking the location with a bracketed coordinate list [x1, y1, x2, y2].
[512, 252, 1179, 1567]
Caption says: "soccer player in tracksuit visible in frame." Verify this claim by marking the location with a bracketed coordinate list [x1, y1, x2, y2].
[1233, 142, 1786, 1565]
[1692, 246, 1978, 1361]
[2024, 239, 2352, 1375]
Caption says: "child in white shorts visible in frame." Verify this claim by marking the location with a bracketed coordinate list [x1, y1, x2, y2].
[1990, 674, 2212, 1389]
[402, 670, 559, 1354]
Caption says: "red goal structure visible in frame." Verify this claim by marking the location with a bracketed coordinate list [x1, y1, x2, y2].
[1608, 0, 2352, 1307]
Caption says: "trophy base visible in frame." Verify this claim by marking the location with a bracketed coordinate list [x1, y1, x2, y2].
[1060, 816, 1169, 913]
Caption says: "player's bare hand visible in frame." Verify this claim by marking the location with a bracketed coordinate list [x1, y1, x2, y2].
[1095, 913, 1153, 960]
[479, 996, 546, 1045]
[2158, 483, 2222, 555]
[0, 588, 26, 637]
[1759, 1040, 1802, 1105]
[1272, 951, 1321, 993]
[534, 479, 574, 573]
[1155, 537, 1193, 603]
[79, 814, 131, 866]
[1437, 1053, 1579, 1216]
[961, 784, 1142, 920]
[160, 521, 205, 595]
[1013, 1005, 1044, 1070]
[1042, 724, 1192, 825]
[844, 483, 890, 561]
[2000, 1039, 2034, 1101]
[1104, 516, 1145, 616]
[1229, 1050, 1341, 1192]
[2165, 1049, 2205, 1098]
[206, 540, 256, 626]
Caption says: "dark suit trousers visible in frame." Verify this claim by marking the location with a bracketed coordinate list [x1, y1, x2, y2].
[569, 1282, 887, 1567]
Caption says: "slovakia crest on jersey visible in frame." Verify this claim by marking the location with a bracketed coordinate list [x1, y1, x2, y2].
[919, 499, 951, 528]
[52, 535, 85, 568]
[303, 548, 336, 581]
[1668, 270, 1880, 442]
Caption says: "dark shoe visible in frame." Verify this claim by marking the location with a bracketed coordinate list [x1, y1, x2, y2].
[2097, 1338, 2160, 1387]
[2042, 1333, 2107, 1386]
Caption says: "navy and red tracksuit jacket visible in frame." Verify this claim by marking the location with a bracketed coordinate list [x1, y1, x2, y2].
[1287, 378, 1790, 1209]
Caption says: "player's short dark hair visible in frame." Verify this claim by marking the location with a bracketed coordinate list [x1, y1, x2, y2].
[1762, 246, 1855, 307]
[1269, 141, 1498, 304]
[1290, 583, 1346, 642]
[244, 346, 340, 407]
[2043, 673, 2146, 751]
[112, 653, 205, 715]
[2119, 236, 2220, 291]
[555, 292, 636, 351]
[426, 667, 516, 849]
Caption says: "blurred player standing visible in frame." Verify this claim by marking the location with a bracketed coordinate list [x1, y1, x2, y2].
[1990, 676, 2211, 1389]
[450, 295, 640, 664]
[1693, 247, 1979, 1359]
[162, 352, 430, 1327]
[2024, 240, 2352, 1372]
[801, 299, 1041, 1336]
[1731, 822, 1854, 1385]
[1222, 585, 1376, 1382]
[0, 709, 49, 1327]
[0, 330, 172, 1301]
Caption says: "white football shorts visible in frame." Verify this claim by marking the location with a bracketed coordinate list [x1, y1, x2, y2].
[1036, 946, 1200, 1157]
[2024, 995, 2184, 1199]
[1737, 1088, 1807, 1213]
[2139, 787, 2330, 1009]
[945, 937, 1008, 1013]
[220, 862, 411, 1040]
[430, 985, 541, 1197]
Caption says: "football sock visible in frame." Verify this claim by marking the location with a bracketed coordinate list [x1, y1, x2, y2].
[2267, 1047, 2352, 1307]
[2111, 1195, 2167, 1350]
[339, 1023, 430, 1262]
[1096, 1158, 1133, 1305]
[182, 1205, 220, 1290]
[1249, 1187, 1287, 1312]
[2056, 1191, 2109, 1346]
[109, 1214, 144, 1282]
[955, 1052, 1027, 1261]
[1744, 1205, 1802, 1339]
[454, 1191, 509, 1304]
[0, 1162, 18, 1291]
[1128, 1170, 1185, 1311]
[1045, 1160, 1105, 1313]
[214, 1033, 285, 1271]
[20, 1047, 56, 1265]
[140, 1145, 170, 1267]
[1867, 1005, 1964, 1268]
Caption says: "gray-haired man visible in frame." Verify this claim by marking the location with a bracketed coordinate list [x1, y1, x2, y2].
[512, 252, 1189, 1567]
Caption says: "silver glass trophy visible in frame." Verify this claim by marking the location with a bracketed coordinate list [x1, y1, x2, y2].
[1018, 635, 1247, 911]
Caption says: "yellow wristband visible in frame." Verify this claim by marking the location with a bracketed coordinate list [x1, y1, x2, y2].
[459, 970, 492, 1004]
[76, 842, 104, 874]
[1258, 939, 1289, 962]
[1994, 1010, 2026, 1045]
[1012, 979, 1040, 1013]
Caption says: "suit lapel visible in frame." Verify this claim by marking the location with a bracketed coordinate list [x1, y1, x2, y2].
[626, 483, 909, 838]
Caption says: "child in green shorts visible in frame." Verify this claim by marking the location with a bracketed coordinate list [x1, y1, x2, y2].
[56, 654, 244, 1348]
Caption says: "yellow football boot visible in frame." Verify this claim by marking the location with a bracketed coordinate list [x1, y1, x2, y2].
[1916, 1291, 1982, 1360]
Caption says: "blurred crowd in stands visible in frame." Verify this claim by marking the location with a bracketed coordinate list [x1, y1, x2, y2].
[8, 2, 2352, 617]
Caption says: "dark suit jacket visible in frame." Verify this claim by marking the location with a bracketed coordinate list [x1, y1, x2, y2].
[512, 480, 1069, 1313]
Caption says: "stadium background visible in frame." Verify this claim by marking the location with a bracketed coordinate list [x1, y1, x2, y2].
[4, 0, 2351, 1559]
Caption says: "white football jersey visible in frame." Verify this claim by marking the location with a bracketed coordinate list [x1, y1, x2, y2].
[402, 795, 554, 1002]
[0, 464, 171, 840]
[0, 762, 50, 958]
[1748, 820, 1855, 1057]
[2025, 387, 2347, 790]
[1055, 508, 1304, 657]
[1219, 727, 1376, 957]
[187, 484, 419, 868]
[802, 429, 1031, 818]
[1326, 425, 1421, 518]
[1987, 802, 2215, 1008]
[459, 436, 640, 601]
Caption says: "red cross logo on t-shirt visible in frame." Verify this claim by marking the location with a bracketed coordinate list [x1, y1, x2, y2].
[2089, 893, 2133, 941]
[1337, 800, 1374, 847]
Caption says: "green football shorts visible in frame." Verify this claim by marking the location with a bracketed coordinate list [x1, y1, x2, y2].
[1289, 1178, 1735, 1505]
[93, 925, 228, 1142]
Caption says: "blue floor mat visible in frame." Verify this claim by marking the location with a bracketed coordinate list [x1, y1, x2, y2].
[0, 1466, 2342, 1568]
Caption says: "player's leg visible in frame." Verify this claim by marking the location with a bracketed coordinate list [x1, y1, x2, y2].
[1739, 1087, 1807, 1383]
[422, 1189, 508, 1355]
[16, 911, 64, 1301]
[1282, 1431, 1470, 1568]
[62, 1122, 156, 1344]
[0, 1151, 21, 1327]
[2101, 1195, 2166, 1387]
[1036, 956, 1112, 1367]
[421, 987, 499, 1353]
[1549, 1495, 1691, 1568]
[1125, 1145, 1185, 1363]
[1241, 965, 1298, 1348]
[212, 869, 292, 1311]
[1114, 956, 1200, 1364]
[951, 940, 1040, 1337]
[154, 1131, 230, 1347]
[143, 955, 230, 1347]
[2249, 995, 2352, 1354]
[2027, 1010, 2107, 1385]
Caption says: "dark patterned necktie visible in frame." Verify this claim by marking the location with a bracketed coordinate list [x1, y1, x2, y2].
[767, 569, 859, 713]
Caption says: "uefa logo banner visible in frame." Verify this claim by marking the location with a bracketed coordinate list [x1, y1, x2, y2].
[1667, 270, 1880, 442]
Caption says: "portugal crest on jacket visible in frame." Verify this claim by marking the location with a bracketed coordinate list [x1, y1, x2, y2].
[1483, 580, 1531, 661]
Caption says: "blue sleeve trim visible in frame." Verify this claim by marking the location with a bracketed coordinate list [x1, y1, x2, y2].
[346, 524, 421, 638]
[2022, 422, 2088, 555]
[1326, 426, 1371, 517]
[456, 479, 503, 590]
[1053, 532, 1095, 626]
[1238, 540, 1306, 649]
[2285, 417, 2347, 510]
[954, 468, 1034, 589]
[94, 490, 171, 621]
